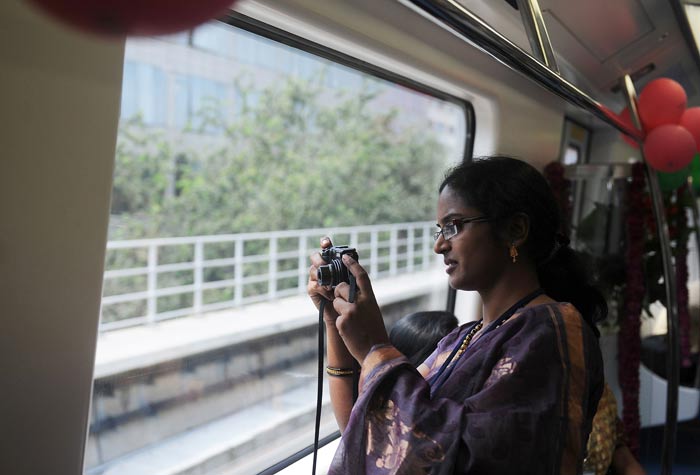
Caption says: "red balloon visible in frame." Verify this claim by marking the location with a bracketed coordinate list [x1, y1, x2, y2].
[680, 107, 700, 151]
[638, 78, 687, 131]
[618, 107, 642, 149]
[26, 0, 236, 37]
[643, 124, 696, 173]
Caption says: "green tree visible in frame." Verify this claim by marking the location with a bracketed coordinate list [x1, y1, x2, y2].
[110, 75, 447, 240]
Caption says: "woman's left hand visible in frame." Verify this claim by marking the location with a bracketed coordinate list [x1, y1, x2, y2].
[332, 253, 390, 362]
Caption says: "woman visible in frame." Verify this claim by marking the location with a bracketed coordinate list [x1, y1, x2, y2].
[308, 156, 606, 474]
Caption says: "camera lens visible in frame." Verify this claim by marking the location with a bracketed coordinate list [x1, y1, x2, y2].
[317, 260, 347, 287]
[317, 264, 335, 286]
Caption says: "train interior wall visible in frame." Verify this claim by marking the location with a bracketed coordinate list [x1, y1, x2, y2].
[1, 1, 125, 474]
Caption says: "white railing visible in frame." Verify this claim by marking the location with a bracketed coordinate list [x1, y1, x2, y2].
[101, 221, 436, 331]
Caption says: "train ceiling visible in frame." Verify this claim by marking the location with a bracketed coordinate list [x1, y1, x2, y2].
[459, 0, 700, 107]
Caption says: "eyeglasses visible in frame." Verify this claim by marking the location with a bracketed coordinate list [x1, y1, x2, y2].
[433, 216, 492, 242]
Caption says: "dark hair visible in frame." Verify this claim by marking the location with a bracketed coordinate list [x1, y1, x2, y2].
[389, 311, 459, 367]
[439, 156, 606, 336]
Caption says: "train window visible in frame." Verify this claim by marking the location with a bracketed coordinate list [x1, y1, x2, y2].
[560, 119, 590, 166]
[685, 3, 700, 52]
[563, 144, 581, 166]
[559, 118, 592, 233]
[86, 18, 470, 475]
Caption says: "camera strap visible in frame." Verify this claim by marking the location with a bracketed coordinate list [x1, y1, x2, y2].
[347, 275, 359, 402]
[348, 274, 357, 303]
[312, 299, 326, 475]
[312, 276, 358, 475]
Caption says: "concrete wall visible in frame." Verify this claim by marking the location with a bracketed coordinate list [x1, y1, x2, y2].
[85, 296, 428, 473]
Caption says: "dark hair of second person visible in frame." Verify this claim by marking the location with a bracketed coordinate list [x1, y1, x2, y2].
[389, 311, 459, 367]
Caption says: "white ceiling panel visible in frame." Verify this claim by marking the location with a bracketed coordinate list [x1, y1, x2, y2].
[543, 0, 654, 62]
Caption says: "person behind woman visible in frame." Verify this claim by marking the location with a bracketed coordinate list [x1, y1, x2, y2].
[584, 384, 647, 475]
[389, 311, 459, 368]
[308, 156, 606, 474]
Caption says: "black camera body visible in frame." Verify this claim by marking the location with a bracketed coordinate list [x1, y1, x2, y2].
[317, 245, 358, 288]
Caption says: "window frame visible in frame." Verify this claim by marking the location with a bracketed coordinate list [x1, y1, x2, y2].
[219, 11, 476, 162]
[558, 117, 592, 239]
[216, 11, 475, 351]
[104, 11, 476, 474]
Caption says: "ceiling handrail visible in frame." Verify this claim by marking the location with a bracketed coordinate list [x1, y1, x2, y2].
[403, 0, 644, 142]
[515, 0, 559, 73]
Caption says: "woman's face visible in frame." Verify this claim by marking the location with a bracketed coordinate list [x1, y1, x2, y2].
[433, 185, 508, 291]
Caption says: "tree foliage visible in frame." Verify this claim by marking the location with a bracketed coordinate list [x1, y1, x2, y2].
[110, 76, 447, 240]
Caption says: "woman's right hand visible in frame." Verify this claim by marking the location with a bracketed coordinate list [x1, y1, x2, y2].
[307, 236, 340, 326]
[308, 237, 356, 433]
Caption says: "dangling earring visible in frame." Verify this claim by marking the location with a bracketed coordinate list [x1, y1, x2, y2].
[509, 243, 518, 263]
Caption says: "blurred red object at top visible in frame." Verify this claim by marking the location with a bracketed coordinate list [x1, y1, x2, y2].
[26, 0, 236, 37]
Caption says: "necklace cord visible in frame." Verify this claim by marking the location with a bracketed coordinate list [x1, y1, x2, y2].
[429, 288, 544, 391]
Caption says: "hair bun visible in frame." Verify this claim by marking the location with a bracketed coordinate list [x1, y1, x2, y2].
[555, 232, 570, 247]
[539, 232, 569, 266]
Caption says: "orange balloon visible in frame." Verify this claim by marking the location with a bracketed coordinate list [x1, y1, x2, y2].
[680, 107, 700, 151]
[27, 0, 236, 37]
[643, 124, 696, 173]
[638, 78, 687, 131]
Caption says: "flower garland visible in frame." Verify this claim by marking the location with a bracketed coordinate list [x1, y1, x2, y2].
[668, 186, 693, 367]
[619, 162, 646, 456]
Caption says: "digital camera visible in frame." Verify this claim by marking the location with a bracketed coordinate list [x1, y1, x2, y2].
[317, 245, 359, 287]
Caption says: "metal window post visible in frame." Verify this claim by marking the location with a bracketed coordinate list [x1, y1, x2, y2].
[407, 226, 415, 272]
[298, 235, 308, 293]
[371, 230, 379, 277]
[147, 244, 158, 324]
[234, 238, 244, 307]
[193, 240, 204, 315]
[423, 224, 431, 270]
[389, 227, 398, 275]
[269, 237, 278, 299]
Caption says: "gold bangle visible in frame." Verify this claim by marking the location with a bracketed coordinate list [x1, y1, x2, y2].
[326, 366, 354, 377]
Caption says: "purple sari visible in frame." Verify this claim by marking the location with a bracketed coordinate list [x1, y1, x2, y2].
[329, 302, 603, 474]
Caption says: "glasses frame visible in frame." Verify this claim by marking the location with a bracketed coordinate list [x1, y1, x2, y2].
[433, 216, 492, 242]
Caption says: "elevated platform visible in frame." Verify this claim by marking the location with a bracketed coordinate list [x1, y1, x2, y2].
[94, 267, 446, 378]
[91, 384, 336, 475]
[86, 268, 447, 474]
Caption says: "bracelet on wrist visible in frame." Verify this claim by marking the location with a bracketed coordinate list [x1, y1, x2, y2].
[326, 366, 355, 377]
